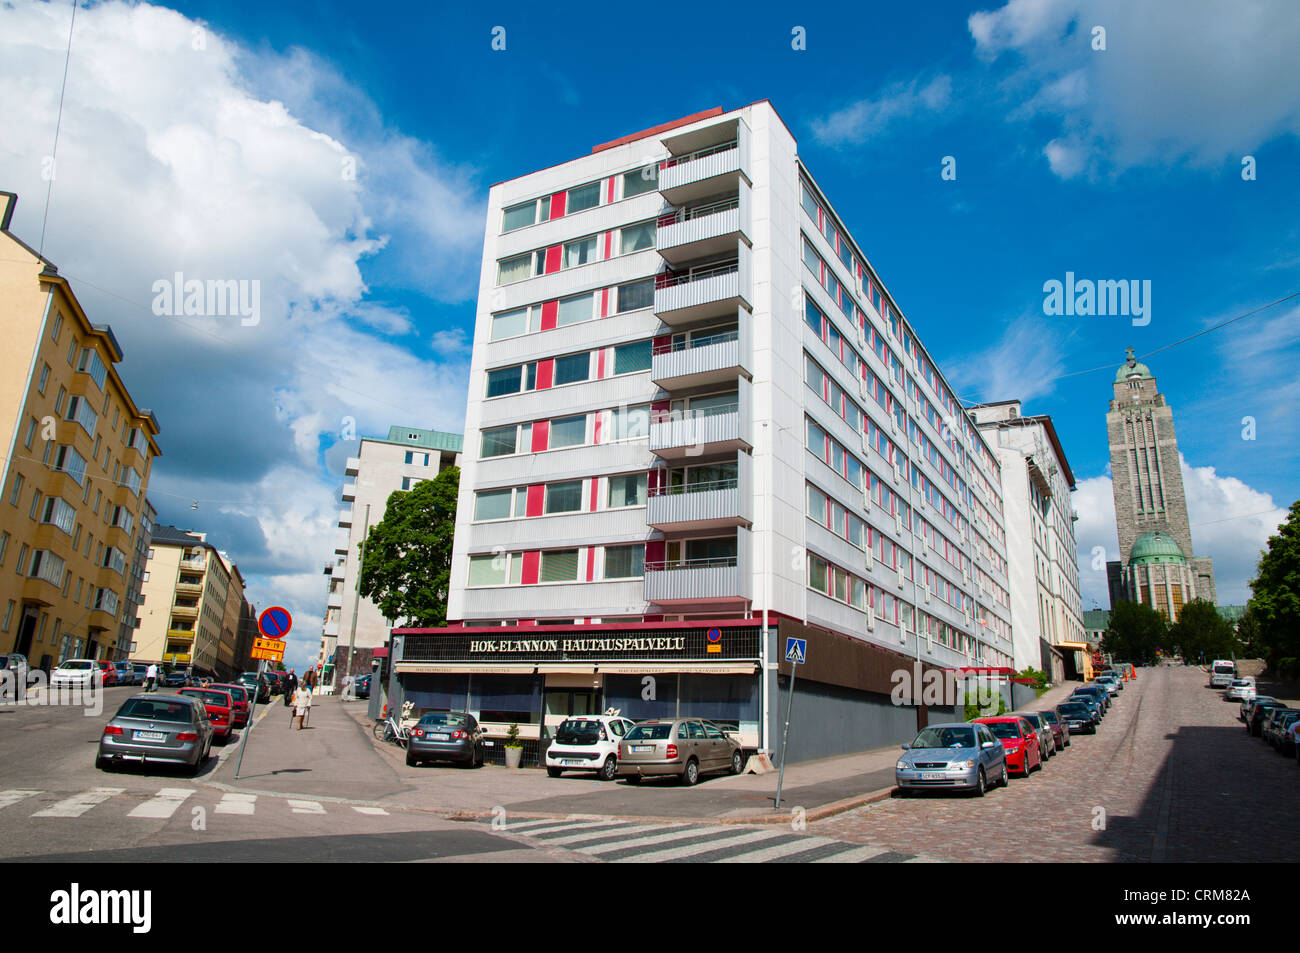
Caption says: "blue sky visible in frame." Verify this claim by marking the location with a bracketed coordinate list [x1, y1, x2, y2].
[2, 0, 1297, 670]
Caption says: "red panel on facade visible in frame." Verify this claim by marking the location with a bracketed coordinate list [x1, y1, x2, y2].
[525, 484, 544, 518]
[593, 408, 603, 443]
[600, 288, 609, 318]
[647, 468, 662, 494]
[651, 399, 670, 423]
[544, 245, 562, 274]
[531, 419, 549, 452]
[586, 546, 596, 582]
[540, 299, 558, 331]
[606, 177, 615, 203]
[520, 551, 540, 585]
[645, 539, 665, 567]
[536, 358, 554, 390]
[642, 614, 664, 623]
[550, 191, 567, 219]
[653, 333, 670, 353]
[603, 231, 613, 260]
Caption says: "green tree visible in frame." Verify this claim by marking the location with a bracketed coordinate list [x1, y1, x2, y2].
[1235, 607, 1264, 657]
[1168, 599, 1237, 663]
[1101, 599, 1167, 665]
[1248, 499, 1300, 669]
[358, 466, 459, 628]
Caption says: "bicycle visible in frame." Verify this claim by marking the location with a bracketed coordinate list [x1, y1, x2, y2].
[373, 700, 416, 748]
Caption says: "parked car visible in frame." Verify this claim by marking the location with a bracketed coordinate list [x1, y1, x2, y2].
[545, 713, 638, 780]
[1247, 700, 1287, 737]
[1267, 711, 1300, 754]
[1092, 676, 1121, 697]
[353, 674, 371, 699]
[179, 688, 236, 743]
[51, 659, 102, 689]
[1070, 694, 1104, 724]
[161, 670, 189, 688]
[618, 718, 745, 786]
[973, 716, 1042, 776]
[1241, 695, 1277, 724]
[264, 671, 284, 696]
[93, 661, 119, 687]
[237, 671, 270, 703]
[1056, 701, 1097, 734]
[1259, 707, 1296, 747]
[1039, 709, 1071, 749]
[895, 722, 1008, 796]
[113, 661, 138, 686]
[210, 684, 250, 727]
[1015, 712, 1056, 760]
[405, 710, 487, 767]
[97, 693, 213, 774]
[1225, 677, 1256, 702]
[1072, 686, 1109, 714]
[0, 653, 31, 697]
[132, 663, 151, 685]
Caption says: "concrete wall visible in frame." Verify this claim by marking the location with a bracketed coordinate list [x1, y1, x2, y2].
[1011, 681, 1039, 711]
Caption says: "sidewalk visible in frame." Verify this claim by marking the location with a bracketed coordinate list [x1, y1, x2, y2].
[204, 683, 1104, 825]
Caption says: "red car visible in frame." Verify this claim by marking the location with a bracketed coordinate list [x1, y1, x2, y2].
[209, 683, 250, 728]
[94, 660, 118, 687]
[179, 688, 235, 743]
[973, 716, 1042, 777]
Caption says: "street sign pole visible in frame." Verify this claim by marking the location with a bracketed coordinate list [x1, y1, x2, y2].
[773, 637, 805, 809]
[233, 658, 265, 780]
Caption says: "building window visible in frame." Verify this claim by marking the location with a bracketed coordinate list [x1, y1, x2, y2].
[502, 201, 538, 232]
[616, 278, 653, 313]
[565, 182, 601, 214]
[7, 473, 23, 506]
[556, 292, 594, 326]
[548, 415, 586, 449]
[619, 221, 656, 254]
[562, 235, 598, 268]
[613, 340, 652, 375]
[623, 165, 657, 198]
[38, 363, 50, 395]
[497, 252, 535, 285]
[539, 549, 579, 583]
[608, 473, 647, 508]
[604, 545, 644, 579]
[468, 553, 510, 587]
[490, 307, 530, 340]
[77, 348, 108, 390]
[480, 426, 520, 459]
[1, 601, 13, 632]
[51, 312, 63, 342]
[544, 481, 582, 515]
[552, 352, 590, 386]
[486, 366, 523, 398]
[610, 404, 649, 441]
[473, 488, 514, 521]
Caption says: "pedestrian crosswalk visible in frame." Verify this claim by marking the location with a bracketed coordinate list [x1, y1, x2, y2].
[0, 787, 390, 822]
[490, 817, 935, 864]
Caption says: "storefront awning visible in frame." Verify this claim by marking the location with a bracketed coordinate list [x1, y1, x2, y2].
[395, 662, 538, 674]
[395, 661, 758, 676]
[596, 662, 757, 674]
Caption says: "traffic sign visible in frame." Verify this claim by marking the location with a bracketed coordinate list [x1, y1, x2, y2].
[706, 627, 722, 654]
[784, 637, 807, 665]
[253, 637, 286, 655]
[251, 644, 285, 662]
[258, 606, 292, 640]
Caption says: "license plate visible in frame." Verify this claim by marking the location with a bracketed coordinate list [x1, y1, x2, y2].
[430, 733, 450, 741]
[920, 771, 946, 780]
[562, 760, 584, 766]
[133, 730, 165, 742]
[632, 745, 653, 753]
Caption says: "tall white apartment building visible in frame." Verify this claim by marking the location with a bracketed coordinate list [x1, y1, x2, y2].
[393, 103, 1014, 762]
[320, 425, 461, 687]
[970, 401, 1084, 676]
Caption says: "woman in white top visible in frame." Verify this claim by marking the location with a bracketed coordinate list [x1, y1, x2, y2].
[294, 685, 313, 729]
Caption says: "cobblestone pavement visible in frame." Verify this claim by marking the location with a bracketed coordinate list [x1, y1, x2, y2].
[812, 665, 1300, 863]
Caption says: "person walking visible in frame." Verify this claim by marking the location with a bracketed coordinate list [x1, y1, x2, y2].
[283, 669, 298, 708]
[144, 663, 158, 693]
[294, 684, 312, 730]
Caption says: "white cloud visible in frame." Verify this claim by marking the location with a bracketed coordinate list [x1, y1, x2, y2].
[0, 1, 478, 656]
[810, 75, 954, 147]
[968, 0, 1300, 176]
[944, 316, 1073, 404]
[1071, 457, 1287, 611]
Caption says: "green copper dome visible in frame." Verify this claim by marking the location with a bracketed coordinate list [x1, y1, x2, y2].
[1129, 531, 1186, 566]
[1116, 346, 1153, 382]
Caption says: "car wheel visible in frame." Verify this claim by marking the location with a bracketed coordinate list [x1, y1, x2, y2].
[546, 766, 563, 778]
[599, 756, 618, 782]
[730, 749, 745, 775]
[405, 749, 418, 767]
[973, 768, 986, 797]
[999, 761, 1009, 787]
[96, 755, 112, 772]
[680, 759, 700, 786]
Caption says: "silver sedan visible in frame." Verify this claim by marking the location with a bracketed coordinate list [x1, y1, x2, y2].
[97, 694, 214, 774]
[896, 722, 1008, 796]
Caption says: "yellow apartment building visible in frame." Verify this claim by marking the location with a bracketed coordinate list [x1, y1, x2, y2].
[0, 191, 162, 670]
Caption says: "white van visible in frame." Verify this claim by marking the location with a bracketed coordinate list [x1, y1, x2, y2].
[1209, 660, 1237, 688]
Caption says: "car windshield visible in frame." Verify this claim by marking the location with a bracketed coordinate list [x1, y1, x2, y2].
[418, 713, 468, 727]
[185, 690, 231, 707]
[215, 686, 247, 702]
[117, 699, 194, 723]
[1213, 663, 1235, 674]
[983, 721, 1023, 740]
[625, 724, 672, 741]
[560, 719, 602, 733]
[59, 661, 93, 670]
[1059, 705, 1087, 715]
[1040, 712, 1059, 724]
[911, 726, 975, 749]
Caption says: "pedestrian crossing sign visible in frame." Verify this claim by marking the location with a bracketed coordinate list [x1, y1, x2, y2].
[785, 638, 807, 665]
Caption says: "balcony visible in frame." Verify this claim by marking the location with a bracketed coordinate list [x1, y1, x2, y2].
[170, 603, 198, 619]
[647, 455, 752, 532]
[175, 579, 203, 594]
[327, 588, 344, 609]
[650, 379, 752, 461]
[341, 482, 356, 503]
[338, 509, 353, 529]
[345, 456, 361, 477]
[658, 121, 750, 206]
[654, 244, 751, 326]
[656, 184, 751, 267]
[323, 619, 340, 637]
[651, 314, 751, 390]
[179, 555, 206, 572]
[644, 528, 752, 605]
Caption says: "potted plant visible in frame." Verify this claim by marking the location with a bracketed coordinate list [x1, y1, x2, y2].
[504, 723, 523, 768]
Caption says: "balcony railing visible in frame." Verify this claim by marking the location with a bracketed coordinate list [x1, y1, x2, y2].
[650, 379, 751, 459]
[656, 196, 739, 228]
[658, 136, 748, 205]
[646, 459, 752, 532]
[645, 555, 738, 571]
[652, 329, 739, 355]
[655, 258, 737, 290]
[651, 316, 750, 390]
[644, 528, 752, 603]
[654, 244, 752, 325]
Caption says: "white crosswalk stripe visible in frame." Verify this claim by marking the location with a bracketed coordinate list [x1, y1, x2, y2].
[495, 818, 929, 863]
[128, 788, 194, 819]
[31, 787, 123, 818]
[0, 790, 41, 811]
[215, 793, 257, 815]
[351, 806, 388, 816]
[288, 799, 325, 815]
